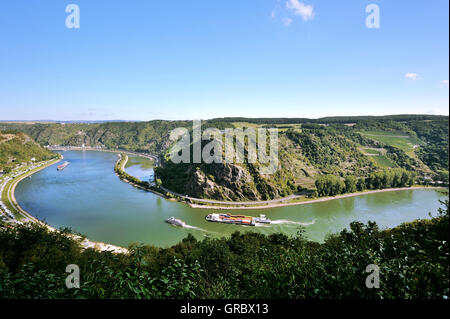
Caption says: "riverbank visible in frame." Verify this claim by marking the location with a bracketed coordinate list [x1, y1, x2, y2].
[46, 149, 449, 212]
[11, 150, 448, 247]
[48, 146, 159, 164]
[115, 153, 446, 210]
[7, 157, 62, 221]
[114, 153, 169, 199]
[2, 156, 128, 254]
[188, 186, 448, 210]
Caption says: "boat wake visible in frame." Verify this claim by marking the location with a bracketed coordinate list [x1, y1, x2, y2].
[183, 224, 210, 232]
[254, 223, 271, 227]
[166, 216, 213, 233]
[270, 219, 316, 226]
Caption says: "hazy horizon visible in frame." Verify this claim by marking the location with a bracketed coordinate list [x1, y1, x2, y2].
[0, 113, 448, 124]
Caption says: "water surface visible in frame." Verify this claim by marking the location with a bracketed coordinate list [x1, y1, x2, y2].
[15, 151, 446, 247]
[124, 155, 154, 181]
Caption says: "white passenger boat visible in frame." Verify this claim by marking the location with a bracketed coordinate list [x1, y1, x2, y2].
[165, 216, 186, 227]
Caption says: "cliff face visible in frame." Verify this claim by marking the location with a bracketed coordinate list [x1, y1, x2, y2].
[164, 161, 288, 201]
[156, 135, 301, 201]
[184, 163, 259, 200]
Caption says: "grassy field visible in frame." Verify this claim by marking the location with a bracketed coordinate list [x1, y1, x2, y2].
[371, 154, 396, 167]
[358, 130, 424, 156]
[358, 146, 395, 168]
[362, 148, 382, 155]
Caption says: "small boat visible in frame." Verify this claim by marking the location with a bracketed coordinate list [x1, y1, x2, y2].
[165, 216, 185, 227]
[254, 214, 271, 224]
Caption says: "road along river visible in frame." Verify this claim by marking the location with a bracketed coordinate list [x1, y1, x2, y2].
[14, 151, 447, 248]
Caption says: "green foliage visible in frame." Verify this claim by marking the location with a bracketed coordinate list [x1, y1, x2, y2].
[156, 136, 298, 201]
[0, 131, 56, 171]
[0, 116, 448, 201]
[115, 154, 161, 193]
[0, 121, 192, 154]
[0, 197, 448, 299]
[200, 115, 447, 125]
[411, 120, 449, 172]
[285, 127, 374, 177]
[365, 168, 415, 190]
[315, 174, 345, 196]
[153, 117, 447, 201]
[356, 178, 366, 191]
[315, 168, 416, 197]
[344, 175, 357, 193]
[435, 170, 449, 185]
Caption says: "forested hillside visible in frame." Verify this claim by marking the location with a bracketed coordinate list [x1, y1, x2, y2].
[0, 121, 192, 154]
[1, 115, 448, 200]
[157, 117, 448, 201]
[0, 131, 57, 172]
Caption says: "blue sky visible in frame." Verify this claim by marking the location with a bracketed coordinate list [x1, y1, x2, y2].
[0, 0, 448, 121]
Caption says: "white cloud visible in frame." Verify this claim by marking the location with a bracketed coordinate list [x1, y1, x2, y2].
[405, 73, 419, 80]
[286, 0, 314, 21]
[440, 80, 449, 88]
[282, 17, 293, 26]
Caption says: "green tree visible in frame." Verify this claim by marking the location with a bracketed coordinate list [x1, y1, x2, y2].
[344, 176, 357, 193]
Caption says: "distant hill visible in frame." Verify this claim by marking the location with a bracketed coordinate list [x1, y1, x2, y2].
[206, 114, 448, 125]
[156, 118, 448, 201]
[0, 120, 140, 123]
[0, 131, 57, 172]
[0, 115, 448, 200]
[0, 121, 193, 154]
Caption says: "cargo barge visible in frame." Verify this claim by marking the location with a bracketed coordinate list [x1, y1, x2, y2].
[206, 213, 271, 226]
[57, 161, 70, 171]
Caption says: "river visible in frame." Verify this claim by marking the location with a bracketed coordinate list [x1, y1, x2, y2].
[14, 151, 446, 247]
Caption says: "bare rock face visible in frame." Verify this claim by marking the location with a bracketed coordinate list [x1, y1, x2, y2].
[184, 162, 263, 201]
